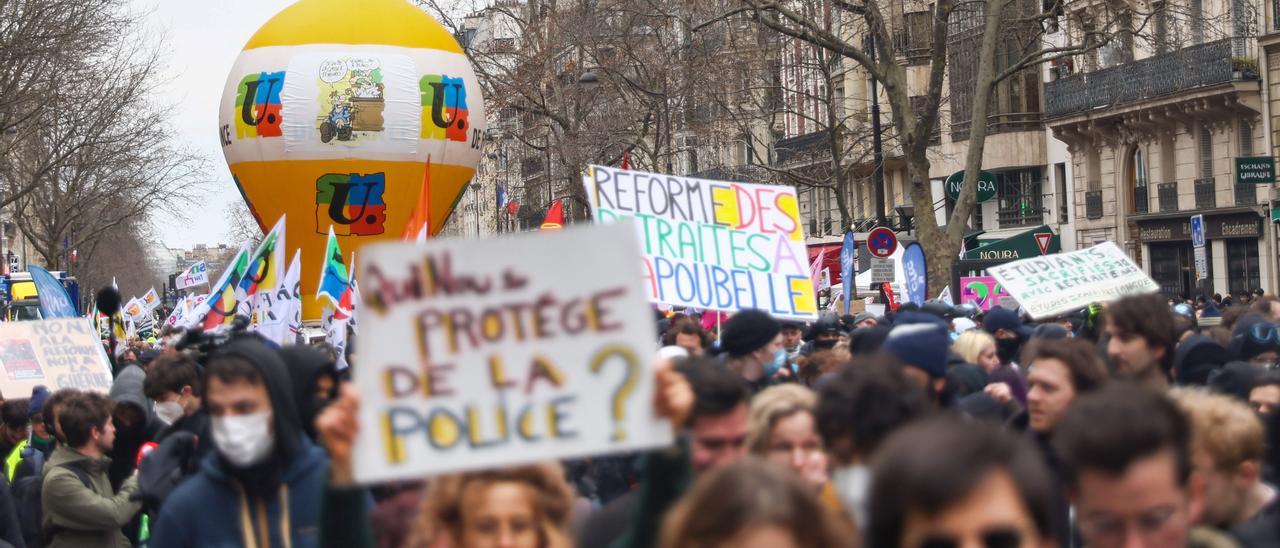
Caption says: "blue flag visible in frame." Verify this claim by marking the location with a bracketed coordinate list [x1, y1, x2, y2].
[28, 266, 78, 318]
[902, 242, 928, 304]
[840, 232, 856, 315]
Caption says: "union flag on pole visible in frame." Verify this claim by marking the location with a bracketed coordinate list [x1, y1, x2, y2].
[317, 226, 354, 318]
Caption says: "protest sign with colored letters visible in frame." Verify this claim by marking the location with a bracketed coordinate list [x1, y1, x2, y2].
[176, 261, 209, 289]
[352, 223, 673, 482]
[582, 165, 817, 321]
[0, 318, 112, 398]
[987, 242, 1158, 320]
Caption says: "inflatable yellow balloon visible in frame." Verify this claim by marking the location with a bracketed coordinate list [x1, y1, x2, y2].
[219, 0, 485, 320]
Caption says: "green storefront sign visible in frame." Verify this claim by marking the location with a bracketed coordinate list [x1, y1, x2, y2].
[1236, 157, 1276, 185]
[962, 225, 1061, 261]
[944, 170, 998, 202]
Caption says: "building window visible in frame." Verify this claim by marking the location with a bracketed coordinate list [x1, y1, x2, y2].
[1199, 126, 1213, 179]
[1056, 163, 1068, 223]
[1129, 147, 1148, 214]
[1240, 119, 1255, 156]
[997, 168, 1044, 227]
[1227, 239, 1261, 296]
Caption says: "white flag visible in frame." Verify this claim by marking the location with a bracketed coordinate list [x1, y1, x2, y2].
[141, 287, 162, 310]
[252, 250, 301, 347]
[322, 305, 349, 370]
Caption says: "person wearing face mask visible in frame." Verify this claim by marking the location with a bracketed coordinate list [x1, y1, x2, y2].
[816, 361, 931, 532]
[279, 345, 338, 441]
[142, 353, 209, 453]
[982, 307, 1032, 405]
[149, 339, 329, 548]
[717, 310, 791, 392]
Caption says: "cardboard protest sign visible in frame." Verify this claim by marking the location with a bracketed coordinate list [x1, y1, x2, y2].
[352, 223, 673, 481]
[0, 318, 112, 397]
[987, 242, 1158, 320]
[583, 165, 818, 321]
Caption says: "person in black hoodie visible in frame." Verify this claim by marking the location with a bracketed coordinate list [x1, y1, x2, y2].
[278, 346, 338, 441]
[149, 337, 329, 547]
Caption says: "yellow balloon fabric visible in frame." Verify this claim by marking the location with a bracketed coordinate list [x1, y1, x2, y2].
[220, 0, 485, 321]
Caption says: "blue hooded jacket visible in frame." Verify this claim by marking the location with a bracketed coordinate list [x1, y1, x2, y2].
[149, 339, 330, 548]
[150, 436, 328, 548]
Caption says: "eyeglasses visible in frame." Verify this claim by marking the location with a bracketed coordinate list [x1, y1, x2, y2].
[1077, 505, 1181, 543]
[916, 528, 1023, 548]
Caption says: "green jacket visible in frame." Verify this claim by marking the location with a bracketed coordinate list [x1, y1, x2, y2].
[40, 445, 140, 548]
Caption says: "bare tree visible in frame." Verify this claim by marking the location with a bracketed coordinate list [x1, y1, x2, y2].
[225, 201, 264, 248]
[737, 0, 1162, 294]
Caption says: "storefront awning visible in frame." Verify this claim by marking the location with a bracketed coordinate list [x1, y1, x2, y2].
[962, 225, 1061, 261]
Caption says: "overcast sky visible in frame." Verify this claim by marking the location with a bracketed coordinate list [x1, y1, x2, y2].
[133, 0, 295, 249]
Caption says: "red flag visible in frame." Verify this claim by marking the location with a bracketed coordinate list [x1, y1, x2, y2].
[505, 200, 520, 216]
[402, 156, 433, 240]
[540, 199, 565, 230]
[882, 282, 899, 311]
[620, 150, 631, 170]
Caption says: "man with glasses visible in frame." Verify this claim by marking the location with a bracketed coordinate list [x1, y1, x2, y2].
[1054, 384, 1237, 548]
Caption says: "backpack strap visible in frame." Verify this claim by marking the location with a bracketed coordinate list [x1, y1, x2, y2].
[58, 461, 93, 490]
[42, 461, 99, 543]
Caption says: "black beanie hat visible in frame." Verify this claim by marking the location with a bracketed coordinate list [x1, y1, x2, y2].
[720, 310, 781, 357]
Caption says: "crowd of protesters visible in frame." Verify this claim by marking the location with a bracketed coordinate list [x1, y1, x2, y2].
[0, 291, 1275, 547]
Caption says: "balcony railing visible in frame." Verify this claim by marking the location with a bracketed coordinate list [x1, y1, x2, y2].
[1134, 185, 1149, 214]
[950, 111, 1044, 141]
[1158, 182, 1178, 212]
[1236, 183, 1258, 205]
[1085, 189, 1103, 219]
[1195, 178, 1216, 209]
[1045, 37, 1256, 118]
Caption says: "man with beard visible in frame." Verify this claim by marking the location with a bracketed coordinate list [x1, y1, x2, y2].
[982, 307, 1032, 404]
[1105, 294, 1177, 390]
[149, 339, 328, 547]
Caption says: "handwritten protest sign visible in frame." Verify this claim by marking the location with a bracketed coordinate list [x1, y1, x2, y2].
[987, 242, 1158, 320]
[583, 165, 817, 321]
[0, 318, 112, 398]
[960, 276, 1011, 312]
[353, 223, 673, 481]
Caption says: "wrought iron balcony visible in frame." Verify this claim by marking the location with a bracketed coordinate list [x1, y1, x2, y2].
[1236, 183, 1258, 205]
[1158, 182, 1178, 212]
[1195, 178, 1216, 209]
[1134, 185, 1149, 214]
[1045, 38, 1256, 118]
[1085, 189, 1103, 219]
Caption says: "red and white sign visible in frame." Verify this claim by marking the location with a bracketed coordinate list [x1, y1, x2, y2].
[1034, 233, 1052, 256]
[867, 227, 898, 259]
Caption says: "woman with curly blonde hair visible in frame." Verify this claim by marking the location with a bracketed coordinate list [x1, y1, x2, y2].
[407, 462, 576, 548]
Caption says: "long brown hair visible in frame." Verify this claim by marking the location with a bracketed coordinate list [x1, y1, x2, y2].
[660, 457, 856, 548]
[408, 462, 575, 548]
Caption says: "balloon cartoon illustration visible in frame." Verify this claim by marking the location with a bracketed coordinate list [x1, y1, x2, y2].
[219, 0, 486, 320]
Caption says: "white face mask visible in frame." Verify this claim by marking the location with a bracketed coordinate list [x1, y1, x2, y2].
[153, 401, 184, 426]
[831, 464, 871, 527]
[211, 411, 275, 468]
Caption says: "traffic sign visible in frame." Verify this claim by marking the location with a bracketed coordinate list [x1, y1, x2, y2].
[870, 258, 895, 283]
[944, 170, 998, 203]
[1194, 245, 1208, 281]
[867, 227, 898, 258]
[1190, 214, 1205, 248]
